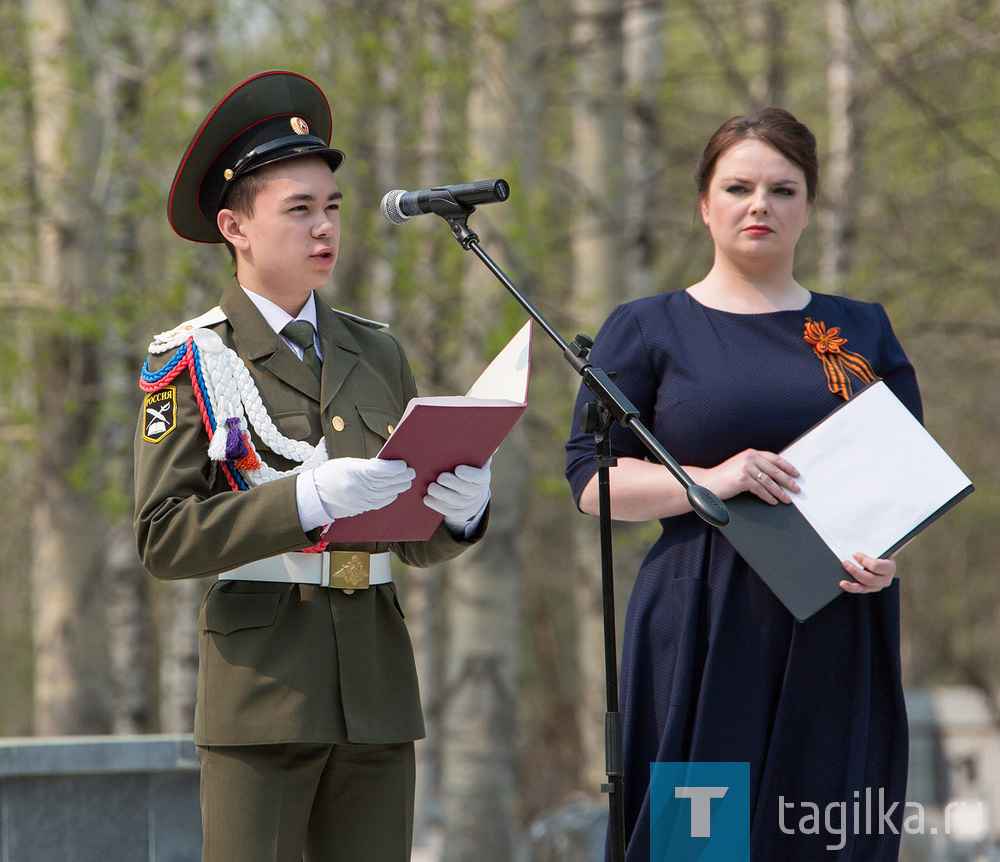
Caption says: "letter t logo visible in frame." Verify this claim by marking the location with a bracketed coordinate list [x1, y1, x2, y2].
[675, 786, 729, 837]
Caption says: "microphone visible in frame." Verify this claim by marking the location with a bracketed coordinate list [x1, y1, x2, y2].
[380, 179, 510, 224]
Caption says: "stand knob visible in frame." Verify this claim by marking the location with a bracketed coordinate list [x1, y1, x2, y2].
[570, 333, 594, 358]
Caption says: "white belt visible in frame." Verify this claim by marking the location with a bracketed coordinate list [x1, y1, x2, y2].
[218, 551, 391, 594]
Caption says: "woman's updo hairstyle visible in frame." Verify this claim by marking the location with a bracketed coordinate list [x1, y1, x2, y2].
[695, 107, 819, 203]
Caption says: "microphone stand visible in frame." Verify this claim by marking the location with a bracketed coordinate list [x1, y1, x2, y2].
[437, 206, 729, 862]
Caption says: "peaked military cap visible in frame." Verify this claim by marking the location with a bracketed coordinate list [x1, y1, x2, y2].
[168, 70, 346, 243]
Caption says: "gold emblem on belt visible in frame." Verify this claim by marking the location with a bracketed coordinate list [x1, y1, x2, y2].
[327, 551, 371, 594]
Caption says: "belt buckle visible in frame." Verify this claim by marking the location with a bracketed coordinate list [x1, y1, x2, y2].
[327, 551, 370, 594]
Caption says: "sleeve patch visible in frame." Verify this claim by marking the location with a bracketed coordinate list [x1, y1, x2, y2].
[142, 386, 178, 443]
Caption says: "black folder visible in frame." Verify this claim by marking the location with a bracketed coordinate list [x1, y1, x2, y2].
[718, 382, 973, 621]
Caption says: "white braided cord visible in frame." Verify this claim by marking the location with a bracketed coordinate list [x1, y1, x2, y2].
[149, 326, 327, 487]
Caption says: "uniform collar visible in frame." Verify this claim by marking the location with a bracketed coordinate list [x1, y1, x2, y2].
[219, 277, 361, 407]
[240, 285, 319, 339]
[219, 278, 361, 359]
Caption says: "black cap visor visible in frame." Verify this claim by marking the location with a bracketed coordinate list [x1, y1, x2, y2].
[168, 71, 345, 244]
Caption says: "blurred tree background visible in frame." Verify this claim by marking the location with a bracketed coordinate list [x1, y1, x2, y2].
[1, 0, 998, 856]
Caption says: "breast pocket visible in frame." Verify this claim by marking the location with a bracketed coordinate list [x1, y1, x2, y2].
[356, 405, 402, 457]
[272, 411, 314, 442]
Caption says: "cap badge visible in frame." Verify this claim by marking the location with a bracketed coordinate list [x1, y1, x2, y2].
[290, 117, 310, 135]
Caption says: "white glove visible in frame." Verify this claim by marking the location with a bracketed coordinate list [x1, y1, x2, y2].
[312, 457, 415, 521]
[423, 461, 491, 529]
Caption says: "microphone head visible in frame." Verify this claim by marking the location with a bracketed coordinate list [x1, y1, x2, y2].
[380, 189, 410, 225]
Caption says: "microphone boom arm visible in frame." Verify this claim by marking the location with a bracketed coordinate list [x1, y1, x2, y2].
[442, 213, 730, 528]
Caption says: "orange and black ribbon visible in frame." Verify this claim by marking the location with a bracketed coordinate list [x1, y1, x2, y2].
[803, 318, 879, 400]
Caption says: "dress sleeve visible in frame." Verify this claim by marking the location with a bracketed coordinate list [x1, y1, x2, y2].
[874, 303, 923, 424]
[564, 302, 660, 509]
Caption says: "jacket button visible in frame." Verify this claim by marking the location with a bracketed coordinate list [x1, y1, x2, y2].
[387, 424, 394, 435]
[331, 416, 345, 431]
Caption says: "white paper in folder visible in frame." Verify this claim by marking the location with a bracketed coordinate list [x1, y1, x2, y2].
[781, 381, 972, 562]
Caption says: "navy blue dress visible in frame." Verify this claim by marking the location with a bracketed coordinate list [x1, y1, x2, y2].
[565, 290, 921, 861]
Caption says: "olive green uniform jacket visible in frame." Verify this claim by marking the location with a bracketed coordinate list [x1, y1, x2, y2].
[134, 280, 485, 746]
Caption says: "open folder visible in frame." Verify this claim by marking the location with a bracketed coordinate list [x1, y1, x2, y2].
[721, 381, 973, 621]
[322, 320, 532, 542]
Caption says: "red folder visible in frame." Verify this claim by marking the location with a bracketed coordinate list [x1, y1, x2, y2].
[322, 321, 532, 542]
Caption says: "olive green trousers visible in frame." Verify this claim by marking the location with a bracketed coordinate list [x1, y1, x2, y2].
[198, 741, 415, 862]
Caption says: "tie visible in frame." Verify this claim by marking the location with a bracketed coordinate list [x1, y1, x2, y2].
[282, 320, 322, 379]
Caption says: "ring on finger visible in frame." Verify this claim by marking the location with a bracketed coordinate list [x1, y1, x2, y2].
[755, 470, 765, 483]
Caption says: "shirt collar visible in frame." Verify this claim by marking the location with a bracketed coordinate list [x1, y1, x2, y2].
[240, 285, 319, 334]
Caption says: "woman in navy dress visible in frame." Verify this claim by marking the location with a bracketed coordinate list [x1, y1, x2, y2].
[565, 108, 920, 860]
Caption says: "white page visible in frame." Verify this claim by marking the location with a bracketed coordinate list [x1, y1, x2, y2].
[383, 320, 532, 438]
[782, 382, 971, 561]
[464, 320, 532, 403]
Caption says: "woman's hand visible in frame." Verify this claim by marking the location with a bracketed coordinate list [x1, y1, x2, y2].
[840, 552, 897, 594]
[701, 449, 801, 505]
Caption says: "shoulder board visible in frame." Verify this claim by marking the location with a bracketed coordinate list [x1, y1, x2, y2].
[333, 309, 389, 330]
[152, 306, 229, 345]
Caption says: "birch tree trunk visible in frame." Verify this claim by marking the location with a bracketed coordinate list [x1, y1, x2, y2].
[623, 0, 665, 301]
[368, 4, 402, 325]
[105, 524, 152, 733]
[25, 0, 110, 735]
[409, 11, 450, 853]
[571, 520, 608, 794]
[90, 2, 157, 735]
[571, 0, 625, 318]
[571, 0, 625, 799]
[158, 0, 218, 733]
[0, 0, 40, 737]
[819, 0, 861, 292]
[440, 1, 524, 857]
[441, 442, 525, 862]
[746, 0, 787, 107]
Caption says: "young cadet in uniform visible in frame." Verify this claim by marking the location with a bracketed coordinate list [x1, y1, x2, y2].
[134, 71, 491, 862]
